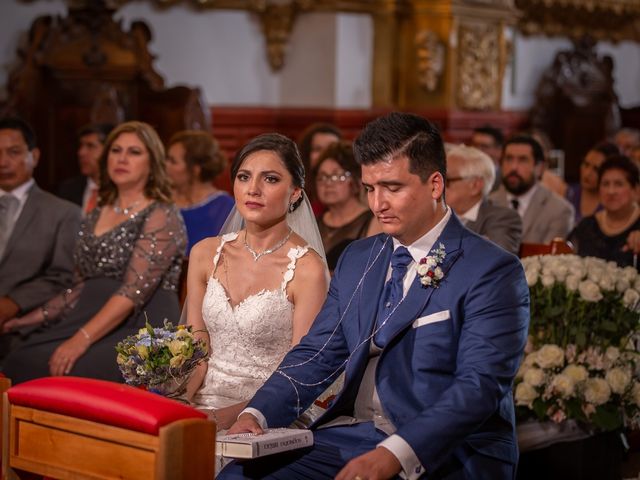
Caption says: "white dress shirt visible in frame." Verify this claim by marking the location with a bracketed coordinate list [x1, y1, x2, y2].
[506, 184, 538, 218]
[458, 198, 482, 225]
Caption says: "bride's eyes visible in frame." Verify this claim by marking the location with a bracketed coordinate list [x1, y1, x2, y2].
[264, 175, 280, 183]
[236, 173, 249, 182]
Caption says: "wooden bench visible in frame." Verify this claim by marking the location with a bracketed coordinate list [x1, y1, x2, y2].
[2, 377, 215, 479]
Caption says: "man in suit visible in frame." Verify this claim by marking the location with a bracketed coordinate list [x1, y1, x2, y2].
[446, 144, 522, 255]
[57, 123, 113, 214]
[0, 117, 80, 361]
[490, 135, 574, 244]
[222, 113, 530, 479]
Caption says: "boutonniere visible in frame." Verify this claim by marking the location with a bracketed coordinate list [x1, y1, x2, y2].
[417, 242, 446, 288]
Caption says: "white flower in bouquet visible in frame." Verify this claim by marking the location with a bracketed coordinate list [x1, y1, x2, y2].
[622, 266, 638, 283]
[523, 368, 545, 387]
[416, 264, 429, 276]
[515, 382, 538, 407]
[550, 373, 576, 398]
[565, 275, 580, 292]
[541, 274, 555, 288]
[623, 288, 640, 310]
[535, 344, 565, 369]
[616, 278, 631, 293]
[523, 351, 538, 367]
[635, 275, 640, 292]
[586, 267, 603, 285]
[578, 280, 603, 303]
[563, 364, 588, 383]
[583, 378, 612, 406]
[525, 268, 539, 287]
[605, 368, 632, 395]
[598, 274, 616, 292]
[565, 344, 577, 363]
[605, 346, 620, 363]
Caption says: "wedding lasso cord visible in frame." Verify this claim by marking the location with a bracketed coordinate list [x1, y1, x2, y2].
[276, 236, 411, 415]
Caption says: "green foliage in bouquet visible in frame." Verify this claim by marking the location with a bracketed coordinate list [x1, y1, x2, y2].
[516, 255, 640, 431]
[115, 320, 208, 398]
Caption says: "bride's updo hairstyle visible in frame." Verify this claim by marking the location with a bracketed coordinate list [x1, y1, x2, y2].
[231, 133, 306, 212]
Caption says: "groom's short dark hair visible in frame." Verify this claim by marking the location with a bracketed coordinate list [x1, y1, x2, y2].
[353, 112, 445, 182]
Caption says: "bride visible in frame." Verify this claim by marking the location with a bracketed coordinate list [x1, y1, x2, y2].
[184, 133, 329, 430]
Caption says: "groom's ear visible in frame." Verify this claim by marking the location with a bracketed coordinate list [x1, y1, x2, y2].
[429, 171, 445, 200]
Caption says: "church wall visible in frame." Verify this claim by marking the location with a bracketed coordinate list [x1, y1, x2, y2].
[1, 0, 638, 110]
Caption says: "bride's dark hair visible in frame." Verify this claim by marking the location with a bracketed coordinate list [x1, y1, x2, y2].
[231, 133, 306, 211]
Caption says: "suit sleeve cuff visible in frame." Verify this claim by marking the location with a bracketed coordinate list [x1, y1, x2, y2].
[378, 434, 425, 480]
[239, 407, 268, 429]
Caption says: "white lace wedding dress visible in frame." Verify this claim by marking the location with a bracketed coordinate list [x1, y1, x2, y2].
[192, 232, 310, 411]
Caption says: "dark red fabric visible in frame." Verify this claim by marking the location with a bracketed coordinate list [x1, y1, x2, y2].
[7, 377, 206, 435]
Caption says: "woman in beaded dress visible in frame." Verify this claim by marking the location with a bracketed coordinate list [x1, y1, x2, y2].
[2, 122, 186, 383]
[184, 133, 329, 431]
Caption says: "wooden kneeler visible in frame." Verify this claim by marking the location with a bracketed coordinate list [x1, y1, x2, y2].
[2, 377, 215, 480]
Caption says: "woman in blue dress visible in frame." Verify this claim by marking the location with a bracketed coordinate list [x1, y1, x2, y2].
[166, 131, 234, 255]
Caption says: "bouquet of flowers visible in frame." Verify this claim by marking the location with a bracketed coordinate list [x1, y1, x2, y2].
[116, 320, 208, 399]
[516, 254, 640, 432]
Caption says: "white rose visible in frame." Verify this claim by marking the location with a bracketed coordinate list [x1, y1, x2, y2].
[541, 274, 555, 287]
[569, 264, 586, 279]
[632, 382, 640, 407]
[565, 275, 580, 292]
[578, 280, 603, 303]
[587, 267, 603, 284]
[433, 267, 443, 280]
[535, 344, 565, 369]
[622, 266, 638, 283]
[417, 264, 429, 276]
[525, 269, 539, 287]
[551, 263, 569, 281]
[426, 257, 437, 267]
[551, 374, 576, 398]
[605, 368, 632, 394]
[515, 382, 538, 407]
[605, 346, 620, 363]
[583, 378, 612, 406]
[598, 274, 615, 292]
[524, 368, 545, 387]
[634, 276, 640, 291]
[523, 352, 538, 367]
[563, 364, 588, 383]
[616, 278, 631, 293]
[421, 276, 432, 286]
[623, 289, 640, 310]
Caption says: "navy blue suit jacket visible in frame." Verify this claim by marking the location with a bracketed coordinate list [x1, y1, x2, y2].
[248, 215, 530, 476]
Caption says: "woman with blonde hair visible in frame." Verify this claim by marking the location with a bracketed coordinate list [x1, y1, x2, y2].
[3, 121, 187, 383]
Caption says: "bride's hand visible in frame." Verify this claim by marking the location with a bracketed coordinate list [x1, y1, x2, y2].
[226, 413, 263, 435]
[213, 405, 249, 430]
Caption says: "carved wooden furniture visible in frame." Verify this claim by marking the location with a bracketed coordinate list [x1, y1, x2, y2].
[0, 375, 10, 480]
[1, 0, 210, 191]
[519, 238, 574, 258]
[2, 376, 215, 480]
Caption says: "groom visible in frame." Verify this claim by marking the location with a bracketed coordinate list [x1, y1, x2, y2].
[221, 112, 530, 479]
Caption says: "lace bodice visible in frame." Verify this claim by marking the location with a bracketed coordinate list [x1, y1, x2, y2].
[192, 232, 309, 409]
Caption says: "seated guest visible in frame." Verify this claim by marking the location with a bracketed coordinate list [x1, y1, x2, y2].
[57, 123, 114, 214]
[569, 155, 640, 268]
[566, 142, 619, 223]
[166, 130, 234, 255]
[490, 134, 574, 244]
[297, 122, 343, 216]
[470, 125, 504, 191]
[446, 144, 522, 255]
[0, 117, 80, 364]
[2, 121, 186, 384]
[613, 127, 640, 157]
[314, 141, 381, 271]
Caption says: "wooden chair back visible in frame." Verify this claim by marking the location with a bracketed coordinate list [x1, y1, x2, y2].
[519, 238, 574, 258]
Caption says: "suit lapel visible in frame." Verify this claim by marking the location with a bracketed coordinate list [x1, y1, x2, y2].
[382, 216, 465, 345]
[3, 185, 40, 259]
[357, 234, 392, 336]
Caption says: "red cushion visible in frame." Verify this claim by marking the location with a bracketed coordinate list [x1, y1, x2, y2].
[7, 377, 206, 435]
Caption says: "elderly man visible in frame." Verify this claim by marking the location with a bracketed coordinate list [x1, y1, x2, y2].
[490, 134, 574, 244]
[0, 117, 80, 361]
[446, 145, 522, 255]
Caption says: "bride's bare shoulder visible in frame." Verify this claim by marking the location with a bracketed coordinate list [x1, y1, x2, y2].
[189, 236, 224, 261]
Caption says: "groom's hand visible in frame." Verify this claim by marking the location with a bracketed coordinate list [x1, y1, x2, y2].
[226, 413, 264, 435]
[335, 447, 402, 480]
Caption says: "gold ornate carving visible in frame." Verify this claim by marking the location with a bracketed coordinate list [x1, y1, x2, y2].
[516, 0, 640, 42]
[415, 30, 445, 92]
[456, 22, 501, 110]
[249, 0, 313, 71]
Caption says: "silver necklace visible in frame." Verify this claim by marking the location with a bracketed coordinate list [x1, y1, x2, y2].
[244, 228, 293, 261]
[113, 199, 142, 216]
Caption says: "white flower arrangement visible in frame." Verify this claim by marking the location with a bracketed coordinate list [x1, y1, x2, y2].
[517, 254, 640, 432]
[417, 243, 446, 288]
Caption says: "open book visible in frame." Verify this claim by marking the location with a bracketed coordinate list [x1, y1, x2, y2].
[216, 428, 313, 459]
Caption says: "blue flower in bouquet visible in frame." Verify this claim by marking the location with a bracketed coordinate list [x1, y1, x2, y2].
[115, 319, 208, 399]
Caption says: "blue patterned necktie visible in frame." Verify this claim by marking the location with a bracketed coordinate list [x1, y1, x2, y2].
[374, 246, 413, 347]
